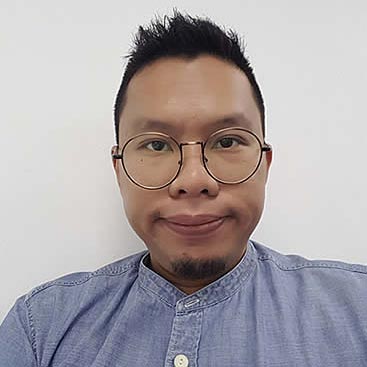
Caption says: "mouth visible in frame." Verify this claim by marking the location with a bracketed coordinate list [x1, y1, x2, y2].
[161, 216, 227, 237]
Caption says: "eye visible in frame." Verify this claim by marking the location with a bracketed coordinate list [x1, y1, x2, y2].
[213, 137, 241, 149]
[145, 140, 172, 152]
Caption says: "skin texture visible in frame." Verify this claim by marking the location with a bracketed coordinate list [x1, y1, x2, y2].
[112, 55, 272, 295]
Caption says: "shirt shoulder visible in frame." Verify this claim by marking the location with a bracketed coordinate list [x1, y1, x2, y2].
[0, 250, 148, 365]
[24, 249, 148, 303]
[251, 239, 367, 292]
[252, 239, 367, 274]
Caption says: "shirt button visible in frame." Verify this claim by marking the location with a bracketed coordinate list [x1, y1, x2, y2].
[174, 354, 189, 367]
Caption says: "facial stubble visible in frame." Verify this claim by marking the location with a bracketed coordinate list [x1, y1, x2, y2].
[170, 255, 228, 281]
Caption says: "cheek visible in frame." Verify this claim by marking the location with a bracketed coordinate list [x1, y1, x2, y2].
[231, 177, 266, 223]
[119, 176, 140, 225]
[121, 185, 143, 222]
[119, 178, 159, 236]
[244, 161, 269, 207]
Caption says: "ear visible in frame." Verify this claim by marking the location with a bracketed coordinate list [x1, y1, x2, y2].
[111, 145, 127, 198]
[111, 145, 119, 171]
[111, 145, 122, 189]
[264, 144, 273, 182]
[266, 145, 273, 168]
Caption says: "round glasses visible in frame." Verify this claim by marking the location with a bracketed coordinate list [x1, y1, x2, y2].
[112, 127, 271, 190]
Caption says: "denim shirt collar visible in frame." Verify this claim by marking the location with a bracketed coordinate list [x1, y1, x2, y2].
[138, 240, 257, 310]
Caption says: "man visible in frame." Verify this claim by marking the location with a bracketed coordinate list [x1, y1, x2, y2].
[0, 10, 366, 367]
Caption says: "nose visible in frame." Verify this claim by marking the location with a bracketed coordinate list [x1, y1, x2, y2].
[168, 143, 219, 198]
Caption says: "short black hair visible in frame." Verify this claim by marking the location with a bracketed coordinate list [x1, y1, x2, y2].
[113, 10, 265, 144]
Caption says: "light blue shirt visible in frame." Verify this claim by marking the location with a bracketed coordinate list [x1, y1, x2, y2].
[1, 239, 366, 366]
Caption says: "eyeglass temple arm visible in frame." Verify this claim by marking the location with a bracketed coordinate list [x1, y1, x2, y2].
[262, 143, 272, 152]
[112, 153, 123, 159]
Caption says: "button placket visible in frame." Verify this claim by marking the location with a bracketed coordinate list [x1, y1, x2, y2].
[165, 299, 203, 367]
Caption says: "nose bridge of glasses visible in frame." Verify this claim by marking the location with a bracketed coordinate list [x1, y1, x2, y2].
[179, 141, 205, 162]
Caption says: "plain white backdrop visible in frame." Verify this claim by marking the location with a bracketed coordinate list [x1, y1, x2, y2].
[1, 0, 366, 322]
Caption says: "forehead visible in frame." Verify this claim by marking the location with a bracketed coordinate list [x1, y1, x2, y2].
[120, 55, 262, 140]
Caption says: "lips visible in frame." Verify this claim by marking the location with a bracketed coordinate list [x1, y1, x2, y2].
[165, 214, 223, 225]
[161, 214, 226, 237]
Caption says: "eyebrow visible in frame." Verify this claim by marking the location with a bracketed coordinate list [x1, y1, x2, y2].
[133, 113, 254, 135]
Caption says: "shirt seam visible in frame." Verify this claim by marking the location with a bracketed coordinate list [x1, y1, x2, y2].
[24, 297, 39, 366]
[198, 258, 258, 310]
[195, 259, 258, 311]
[25, 263, 139, 302]
[258, 254, 367, 275]
[138, 282, 176, 309]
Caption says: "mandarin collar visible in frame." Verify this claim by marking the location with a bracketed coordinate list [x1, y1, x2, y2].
[138, 240, 257, 311]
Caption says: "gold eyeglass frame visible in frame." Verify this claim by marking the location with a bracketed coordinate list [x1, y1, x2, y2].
[112, 126, 272, 190]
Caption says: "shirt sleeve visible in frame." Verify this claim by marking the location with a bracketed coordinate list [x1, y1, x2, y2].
[0, 296, 38, 367]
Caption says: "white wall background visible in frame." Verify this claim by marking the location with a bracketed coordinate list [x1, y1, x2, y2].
[1, 0, 366, 322]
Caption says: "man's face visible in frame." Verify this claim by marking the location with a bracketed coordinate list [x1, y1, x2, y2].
[112, 55, 272, 292]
